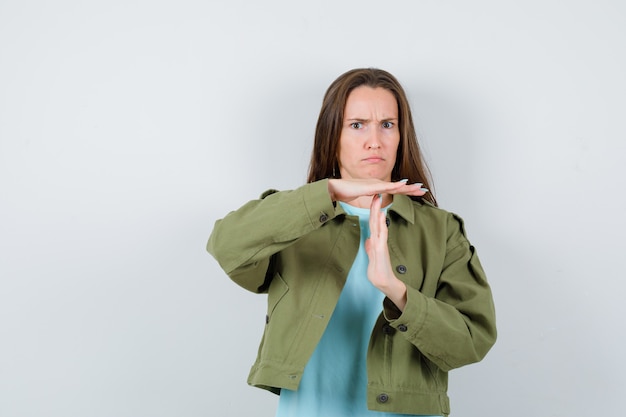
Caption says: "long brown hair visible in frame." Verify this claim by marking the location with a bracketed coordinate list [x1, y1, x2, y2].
[306, 68, 436, 206]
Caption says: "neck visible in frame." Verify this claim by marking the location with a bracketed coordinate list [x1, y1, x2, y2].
[346, 194, 393, 209]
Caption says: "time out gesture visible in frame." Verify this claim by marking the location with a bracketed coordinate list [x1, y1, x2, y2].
[327, 178, 429, 311]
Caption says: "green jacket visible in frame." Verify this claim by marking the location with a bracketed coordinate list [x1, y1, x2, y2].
[207, 180, 496, 416]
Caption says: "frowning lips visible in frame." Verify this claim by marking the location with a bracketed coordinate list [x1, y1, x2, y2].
[362, 155, 385, 163]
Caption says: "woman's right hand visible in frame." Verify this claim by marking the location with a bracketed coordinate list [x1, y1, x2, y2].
[327, 178, 427, 204]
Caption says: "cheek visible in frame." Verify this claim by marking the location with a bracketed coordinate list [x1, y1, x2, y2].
[387, 136, 400, 165]
[386, 132, 400, 150]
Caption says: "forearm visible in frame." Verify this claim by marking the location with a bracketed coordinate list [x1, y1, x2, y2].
[207, 180, 335, 275]
[382, 246, 497, 371]
[375, 276, 408, 311]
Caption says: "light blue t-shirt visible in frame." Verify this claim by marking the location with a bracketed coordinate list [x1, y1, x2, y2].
[276, 202, 440, 417]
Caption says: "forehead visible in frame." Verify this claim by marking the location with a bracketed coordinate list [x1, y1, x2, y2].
[344, 86, 398, 116]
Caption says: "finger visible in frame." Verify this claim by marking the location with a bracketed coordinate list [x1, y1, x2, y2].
[369, 194, 382, 237]
[381, 180, 412, 193]
[390, 183, 430, 197]
[364, 180, 407, 196]
[377, 203, 388, 242]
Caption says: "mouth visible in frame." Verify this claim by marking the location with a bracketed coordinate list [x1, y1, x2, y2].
[363, 156, 384, 163]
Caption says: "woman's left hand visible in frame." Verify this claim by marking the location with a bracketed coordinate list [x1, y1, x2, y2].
[365, 194, 408, 311]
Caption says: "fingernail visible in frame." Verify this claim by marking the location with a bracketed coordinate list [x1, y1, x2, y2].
[420, 188, 429, 193]
[399, 178, 408, 182]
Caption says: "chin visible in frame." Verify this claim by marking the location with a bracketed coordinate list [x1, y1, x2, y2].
[367, 172, 392, 181]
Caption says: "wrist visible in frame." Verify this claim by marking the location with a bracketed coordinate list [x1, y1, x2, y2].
[379, 277, 407, 312]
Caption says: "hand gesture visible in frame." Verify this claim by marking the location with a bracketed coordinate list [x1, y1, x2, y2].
[328, 178, 427, 204]
[365, 193, 408, 311]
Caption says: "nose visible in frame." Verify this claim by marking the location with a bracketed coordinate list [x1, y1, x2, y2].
[366, 128, 381, 149]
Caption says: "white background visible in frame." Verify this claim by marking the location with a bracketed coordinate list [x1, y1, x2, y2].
[1, 1, 625, 416]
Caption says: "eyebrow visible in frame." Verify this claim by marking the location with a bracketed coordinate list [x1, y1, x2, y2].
[345, 117, 398, 122]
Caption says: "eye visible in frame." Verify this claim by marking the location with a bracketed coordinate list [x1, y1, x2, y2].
[382, 121, 394, 129]
[350, 122, 363, 129]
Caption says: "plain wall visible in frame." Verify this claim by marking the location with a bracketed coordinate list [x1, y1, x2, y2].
[1, 0, 625, 416]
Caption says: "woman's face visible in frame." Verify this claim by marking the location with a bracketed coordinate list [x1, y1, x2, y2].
[337, 86, 400, 182]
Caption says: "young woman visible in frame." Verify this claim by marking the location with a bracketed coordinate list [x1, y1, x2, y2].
[207, 68, 497, 416]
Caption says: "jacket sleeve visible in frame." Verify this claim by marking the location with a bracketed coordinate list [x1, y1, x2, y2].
[382, 213, 497, 371]
[207, 180, 336, 293]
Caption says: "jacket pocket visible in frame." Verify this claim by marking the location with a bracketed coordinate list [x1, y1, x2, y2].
[267, 272, 289, 320]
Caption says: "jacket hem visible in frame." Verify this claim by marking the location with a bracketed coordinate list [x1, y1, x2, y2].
[366, 385, 450, 416]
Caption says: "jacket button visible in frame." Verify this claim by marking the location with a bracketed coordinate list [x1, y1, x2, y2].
[382, 323, 394, 335]
[398, 324, 408, 332]
[396, 265, 407, 274]
[319, 213, 329, 222]
[265, 315, 269, 324]
[377, 393, 389, 403]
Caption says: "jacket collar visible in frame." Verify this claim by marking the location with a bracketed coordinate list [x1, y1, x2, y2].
[389, 194, 419, 224]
